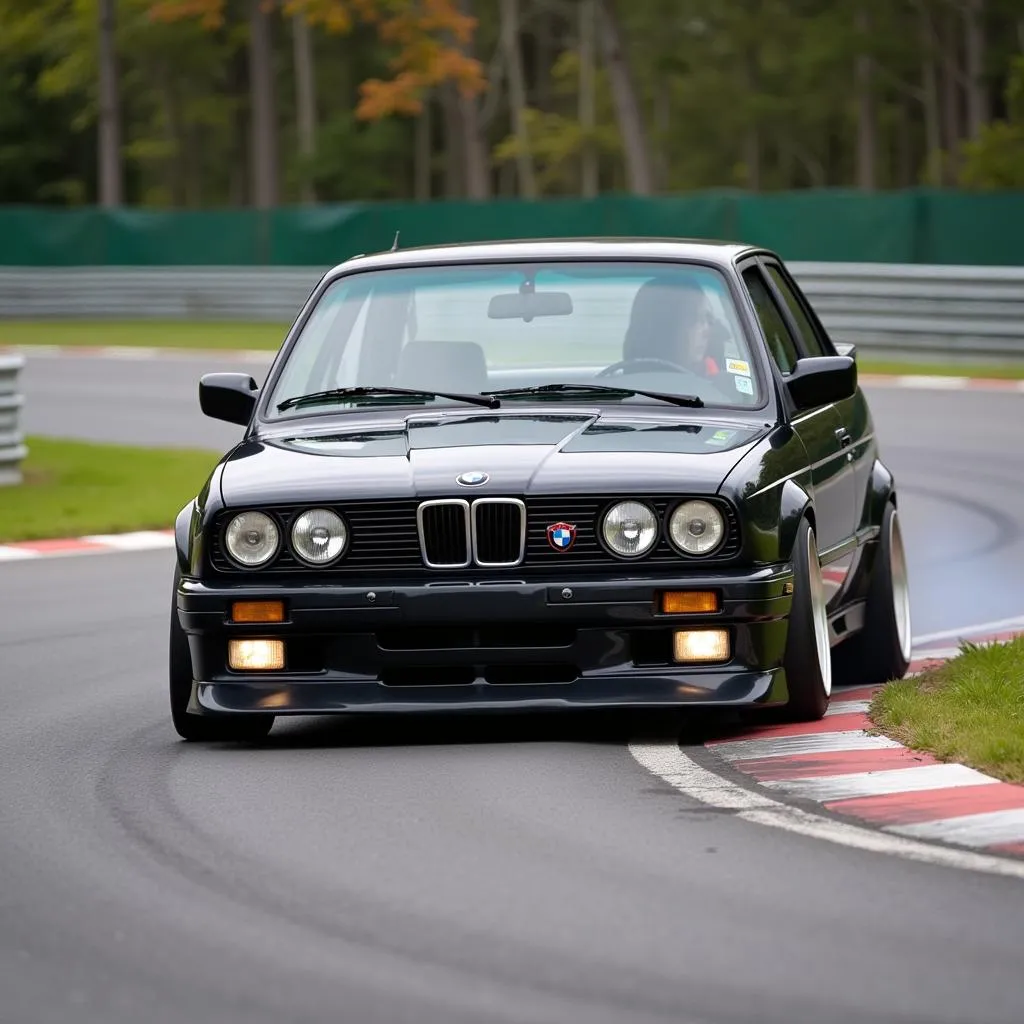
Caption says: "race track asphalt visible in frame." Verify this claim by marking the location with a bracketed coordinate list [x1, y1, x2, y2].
[3, 354, 1024, 1023]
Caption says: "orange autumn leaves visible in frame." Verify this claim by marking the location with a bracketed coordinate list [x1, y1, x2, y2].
[148, 0, 486, 118]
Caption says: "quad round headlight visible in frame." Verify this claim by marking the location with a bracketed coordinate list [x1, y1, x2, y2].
[224, 511, 280, 568]
[291, 508, 348, 566]
[601, 501, 658, 558]
[668, 500, 725, 556]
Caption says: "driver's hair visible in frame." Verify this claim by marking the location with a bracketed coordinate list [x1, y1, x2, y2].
[623, 278, 707, 362]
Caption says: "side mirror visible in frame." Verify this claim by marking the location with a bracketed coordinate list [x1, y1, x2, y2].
[199, 373, 259, 426]
[834, 342, 857, 360]
[785, 356, 857, 411]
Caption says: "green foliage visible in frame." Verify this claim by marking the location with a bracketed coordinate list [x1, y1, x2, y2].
[1, 0, 1024, 203]
[305, 110, 412, 201]
[959, 57, 1024, 190]
[491, 49, 621, 193]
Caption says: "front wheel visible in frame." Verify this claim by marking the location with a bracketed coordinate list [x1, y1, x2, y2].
[169, 567, 275, 743]
[781, 518, 832, 721]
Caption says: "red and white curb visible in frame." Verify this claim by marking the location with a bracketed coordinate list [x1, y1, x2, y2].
[0, 529, 174, 562]
[3, 345, 1024, 392]
[631, 629, 1024, 877]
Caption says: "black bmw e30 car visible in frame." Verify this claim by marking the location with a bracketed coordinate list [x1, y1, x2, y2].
[170, 238, 913, 742]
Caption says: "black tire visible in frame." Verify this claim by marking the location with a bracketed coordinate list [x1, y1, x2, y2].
[169, 566, 275, 743]
[781, 517, 832, 722]
[835, 501, 913, 687]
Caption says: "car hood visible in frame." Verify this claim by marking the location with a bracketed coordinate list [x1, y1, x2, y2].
[218, 410, 769, 506]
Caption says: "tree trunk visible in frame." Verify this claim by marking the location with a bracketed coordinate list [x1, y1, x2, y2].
[459, 92, 491, 199]
[962, 0, 988, 138]
[741, 47, 760, 191]
[455, 0, 490, 199]
[97, 0, 122, 206]
[653, 85, 670, 191]
[249, 0, 278, 209]
[292, 13, 317, 203]
[414, 94, 432, 200]
[855, 6, 876, 190]
[441, 84, 464, 197]
[499, 0, 536, 198]
[919, 3, 942, 182]
[536, 6, 553, 112]
[897, 99, 913, 187]
[939, 3, 962, 181]
[578, 0, 598, 197]
[595, 0, 654, 195]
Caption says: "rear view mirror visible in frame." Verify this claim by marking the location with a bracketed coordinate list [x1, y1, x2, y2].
[488, 290, 573, 321]
[199, 373, 259, 426]
[786, 356, 857, 411]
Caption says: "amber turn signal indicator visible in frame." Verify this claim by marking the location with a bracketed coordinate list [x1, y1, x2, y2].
[661, 590, 719, 614]
[231, 600, 285, 623]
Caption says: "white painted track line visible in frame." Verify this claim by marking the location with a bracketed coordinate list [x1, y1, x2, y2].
[0, 547, 41, 561]
[825, 699, 871, 716]
[80, 530, 176, 550]
[628, 743, 1024, 879]
[761, 763, 1000, 802]
[888, 809, 1024, 848]
[912, 615, 1024, 645]
[710, 731, 902, 761]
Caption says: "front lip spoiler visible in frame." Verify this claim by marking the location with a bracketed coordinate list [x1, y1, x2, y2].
[190, 669, 782, 716]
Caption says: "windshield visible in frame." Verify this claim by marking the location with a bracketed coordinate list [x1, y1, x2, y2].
[266, 260, 764, 418]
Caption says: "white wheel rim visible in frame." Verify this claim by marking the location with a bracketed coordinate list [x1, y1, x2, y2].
[889, 509, 913, 662]
[807, 529, 832, 697]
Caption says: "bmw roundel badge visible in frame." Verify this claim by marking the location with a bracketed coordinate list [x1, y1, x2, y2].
[456, 470, 489, 486]
[547, 522, 577, 552]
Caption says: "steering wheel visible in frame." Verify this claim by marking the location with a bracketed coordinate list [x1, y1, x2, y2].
[597, 357, 693, 377]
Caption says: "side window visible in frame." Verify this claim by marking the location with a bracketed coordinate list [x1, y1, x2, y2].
[741, 267, 800, 374]
[765, 263, 828, 357]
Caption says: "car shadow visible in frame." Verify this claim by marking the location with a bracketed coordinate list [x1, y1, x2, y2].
[226, 704, 752, 753]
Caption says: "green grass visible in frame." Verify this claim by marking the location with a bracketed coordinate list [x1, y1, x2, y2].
[3, 320, 1023, 380]
[856, 359, 1024, 380]
[0, 320, 287, 350]
[871, 638, 1024, 785]
[0, 436, 217, 543]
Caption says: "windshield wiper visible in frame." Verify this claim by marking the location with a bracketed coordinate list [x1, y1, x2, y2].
[484, 383, 704, 408]
[277, 385, 500, 412]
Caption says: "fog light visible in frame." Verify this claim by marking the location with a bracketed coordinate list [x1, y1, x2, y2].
[673, 629, 730, 664]
[661, 590, 719, 614]
[231, 600, 285, 623]
[228, 638, 285, 671]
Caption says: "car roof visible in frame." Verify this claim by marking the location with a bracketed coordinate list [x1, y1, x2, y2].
[328, 238, 766, 276]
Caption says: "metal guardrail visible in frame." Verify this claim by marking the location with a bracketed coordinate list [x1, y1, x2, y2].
[0, 263, 1022, 359]
[791, 263, 1024, 359]
[0, 353, 27, 486]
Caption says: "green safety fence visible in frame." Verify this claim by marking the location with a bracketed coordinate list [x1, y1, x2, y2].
[0, 189, 1021, 266]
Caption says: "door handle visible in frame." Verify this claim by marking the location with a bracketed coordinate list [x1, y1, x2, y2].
[835, 427, 852, 448]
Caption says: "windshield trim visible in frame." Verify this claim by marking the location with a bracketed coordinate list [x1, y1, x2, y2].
[254, 255, 776, 429]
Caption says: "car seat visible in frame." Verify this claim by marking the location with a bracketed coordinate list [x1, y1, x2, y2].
[395, 340, 489, 394]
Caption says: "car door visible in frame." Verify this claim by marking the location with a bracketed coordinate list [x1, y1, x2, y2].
[759, 257, 873, 537]
[739, 261, 856, 558]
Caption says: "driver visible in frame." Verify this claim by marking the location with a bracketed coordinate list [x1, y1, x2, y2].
[623, 279, 722, 378]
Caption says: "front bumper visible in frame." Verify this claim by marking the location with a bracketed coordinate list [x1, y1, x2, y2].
[177, 566, 795, 715]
